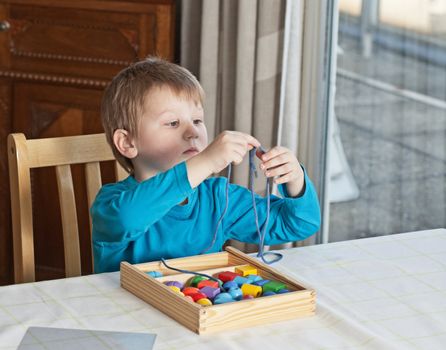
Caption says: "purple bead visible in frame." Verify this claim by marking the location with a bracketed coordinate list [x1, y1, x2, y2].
[164, 281, 184, 289]
[200, 286, 221, 300]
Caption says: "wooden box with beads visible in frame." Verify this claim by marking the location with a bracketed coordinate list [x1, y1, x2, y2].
[120, 246, 316, 334]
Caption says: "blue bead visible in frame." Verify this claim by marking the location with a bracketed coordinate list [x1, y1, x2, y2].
[277, 289, 290, 294]
[213, 292, 234, 304]
[253, 279, 270, 287]
[223, 281, 238, 291]
[228, 287, 243, 301]
[246, 274, 262, 283]
[233, 276, 249, 287]
[262, 291, 276, 297]
[146, 271, 163, 278]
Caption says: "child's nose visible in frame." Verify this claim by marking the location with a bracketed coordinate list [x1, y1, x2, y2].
[184, 123, 199, 139]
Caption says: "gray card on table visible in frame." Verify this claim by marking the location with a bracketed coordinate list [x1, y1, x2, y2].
[18, 326, 156, 350]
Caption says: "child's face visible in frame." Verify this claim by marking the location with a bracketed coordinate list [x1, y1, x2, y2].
[134, 86, 208, 174]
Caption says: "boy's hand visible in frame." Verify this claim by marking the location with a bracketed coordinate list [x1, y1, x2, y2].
[259, 146, 305, 197]
[186, 131, 260, 188]
[201, 131, 261, 174]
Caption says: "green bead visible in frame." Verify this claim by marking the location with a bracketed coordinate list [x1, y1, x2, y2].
[190, 275, 207, 287]
[262, 281, 286, 293]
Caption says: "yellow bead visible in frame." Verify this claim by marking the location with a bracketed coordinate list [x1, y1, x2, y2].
[196, 298, 212, 306]
[241, 283, 262, 298]
[169, 286, 181, 293]
[235, 265, 258, 277]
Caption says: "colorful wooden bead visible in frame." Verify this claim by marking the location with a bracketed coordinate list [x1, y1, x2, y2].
[197, 279, 219, 289]
[223, 281, 238, 291]
[213, 293, 234, 304]
[262, 291, 276, 297]
[246, 274, 262, 283]
[200, 286, 221, 300]
[168, 286, 182, 294]
[189, 275, 207, 287]
[217, 271, 240, 282]
[184, 295, 194, 302]
[164, 281, 184, 289]
[228, 287, 243, 301]
[241, 283, 262, 298]
[277, 289, 290, 294]
[253, 279, 270, 287]
[243, 295, 254, 300]
[182, 287, 200, 296]
[196, 298, 212, 306]
[235, 265, 258, 276]
[233, 276, 249, 287]
[190, 292, 207, 302]
[146, 271, 163, 278]
[262, 281, 287, 293]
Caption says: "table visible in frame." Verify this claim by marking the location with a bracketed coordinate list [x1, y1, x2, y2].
[1, 229, 445, 349]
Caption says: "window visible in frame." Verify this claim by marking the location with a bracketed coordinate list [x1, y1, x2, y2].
[328, 0, 446, 241]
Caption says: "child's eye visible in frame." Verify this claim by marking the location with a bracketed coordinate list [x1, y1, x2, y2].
[166, 120, 179, 127]
[193, 119, 203, 125]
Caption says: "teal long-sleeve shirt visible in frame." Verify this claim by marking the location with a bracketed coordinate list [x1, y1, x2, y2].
[91, 161, 321, 273]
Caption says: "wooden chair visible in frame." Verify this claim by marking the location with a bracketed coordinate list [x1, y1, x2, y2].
[8, 133, 128, 284]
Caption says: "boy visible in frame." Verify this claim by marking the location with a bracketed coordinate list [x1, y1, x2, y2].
[92, 57, 321, 273]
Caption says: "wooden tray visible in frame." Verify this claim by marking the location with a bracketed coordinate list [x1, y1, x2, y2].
[120, 246, 316, 334]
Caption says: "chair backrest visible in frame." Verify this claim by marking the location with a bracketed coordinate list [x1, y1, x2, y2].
[8, 133, 128, 283]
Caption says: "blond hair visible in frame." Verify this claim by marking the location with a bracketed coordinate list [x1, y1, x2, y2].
[101, 57, 205, 173]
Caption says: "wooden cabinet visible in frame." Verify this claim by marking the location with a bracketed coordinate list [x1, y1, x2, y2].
[0, 0, 175, 285]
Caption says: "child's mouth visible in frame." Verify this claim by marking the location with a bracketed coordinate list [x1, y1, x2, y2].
[183, 147, 199, 155]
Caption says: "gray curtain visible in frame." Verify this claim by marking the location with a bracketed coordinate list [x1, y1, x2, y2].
[180, 0, 306, 252]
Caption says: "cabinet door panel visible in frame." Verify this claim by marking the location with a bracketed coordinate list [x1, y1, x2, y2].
[0, 0, 174, 285]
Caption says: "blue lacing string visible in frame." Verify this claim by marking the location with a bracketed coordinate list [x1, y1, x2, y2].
[199, 163, 231, 255]
[249, 148, 283, 264]
[159, 146, 282, 280]
[199, 146, 282, 263]
[160, 257, 225, 292]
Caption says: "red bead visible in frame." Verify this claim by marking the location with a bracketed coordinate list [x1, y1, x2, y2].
[197, 280, 219, 289]
[218, 271, 241, 282]
[190, 292, 207, 302]
[182, 287, 199, 296]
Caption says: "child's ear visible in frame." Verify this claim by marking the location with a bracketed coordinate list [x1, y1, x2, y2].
[113, 129, 138, 159]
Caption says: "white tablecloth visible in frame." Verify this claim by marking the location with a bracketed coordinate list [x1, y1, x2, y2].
[1, 229, 445, 349]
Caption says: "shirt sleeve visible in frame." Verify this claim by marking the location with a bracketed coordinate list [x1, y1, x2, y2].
[91, 161, 193, 243]
[222, 166, 321, 245]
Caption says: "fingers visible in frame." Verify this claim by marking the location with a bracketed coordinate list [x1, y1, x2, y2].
[260, 146, 288, 162]
[231, 145, 246, 165]
[260, 146, 292, 171]
[255, 146, 302, 184]
[243, 134, 261, 149]
[225, 131, 260, 149]
[261, 153, 291, 171]
[263, 163, 294, 178]
[274, 171, 296, 185]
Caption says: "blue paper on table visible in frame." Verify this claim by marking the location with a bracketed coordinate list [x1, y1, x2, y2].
[18, 327, 156, 349]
